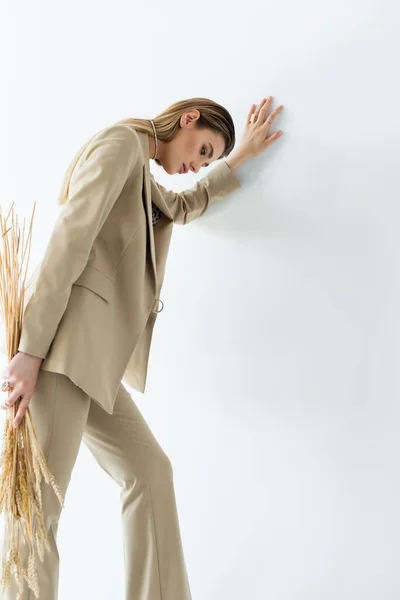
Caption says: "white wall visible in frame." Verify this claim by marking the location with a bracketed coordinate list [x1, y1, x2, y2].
[1, 0, 398, 598]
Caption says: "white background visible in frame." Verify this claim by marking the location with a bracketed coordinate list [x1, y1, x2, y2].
[1, 0, 399, 598]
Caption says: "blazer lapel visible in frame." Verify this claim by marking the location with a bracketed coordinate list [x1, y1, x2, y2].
[142, 161, 158, 290]
[133, 129, 158, 292]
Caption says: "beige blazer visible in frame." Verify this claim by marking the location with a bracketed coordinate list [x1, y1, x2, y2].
[17, 124, 242, 414]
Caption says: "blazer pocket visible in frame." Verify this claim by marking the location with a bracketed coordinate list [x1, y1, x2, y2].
[73, 265, 114, 302]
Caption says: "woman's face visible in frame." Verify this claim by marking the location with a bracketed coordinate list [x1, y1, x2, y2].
[158, 110, 226, 175]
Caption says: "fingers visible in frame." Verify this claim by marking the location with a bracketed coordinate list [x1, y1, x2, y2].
[251, 98, 269, 123]
[258, 97, 272, 117]
[1, 382, 23, 408]
[262, 130, 284, 150]
[1, 396, 20, 411]
[1, 390, 32, 428]
[261, 104, 284, 128]
[251, 97, 283, 128]
[247, 104, 256, 124]
[13, 396, 31, 428]
[247, 98, 269, 126]
[259, 97, 272, 112]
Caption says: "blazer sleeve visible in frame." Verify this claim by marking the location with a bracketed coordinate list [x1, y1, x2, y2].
[150, 160, 242, 225]
[17, 124, 140, 359]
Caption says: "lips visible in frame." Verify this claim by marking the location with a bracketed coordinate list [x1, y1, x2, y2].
[181, 163, 188, 174]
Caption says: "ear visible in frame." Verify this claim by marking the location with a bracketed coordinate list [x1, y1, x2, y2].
[181, 109, 200, 127]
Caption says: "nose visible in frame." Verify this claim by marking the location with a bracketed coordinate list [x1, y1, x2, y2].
[190, 163, 200, 174]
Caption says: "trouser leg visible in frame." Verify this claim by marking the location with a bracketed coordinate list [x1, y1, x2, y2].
[0, 369, 91, 600]
[82, 382, 192, 600]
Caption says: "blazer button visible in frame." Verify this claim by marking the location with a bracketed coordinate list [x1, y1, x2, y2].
[153, 298, 164, 313]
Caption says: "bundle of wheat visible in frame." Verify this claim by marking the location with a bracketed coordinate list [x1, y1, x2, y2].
[0, 201, 64, 599]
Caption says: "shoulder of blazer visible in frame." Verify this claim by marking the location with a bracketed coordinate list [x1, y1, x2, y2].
[79, 124, 145, 170]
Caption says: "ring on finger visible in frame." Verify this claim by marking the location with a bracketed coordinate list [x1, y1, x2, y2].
[1, 378, 12, 392]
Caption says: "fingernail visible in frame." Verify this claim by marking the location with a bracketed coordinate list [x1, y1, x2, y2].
[13, 420, 18, 428]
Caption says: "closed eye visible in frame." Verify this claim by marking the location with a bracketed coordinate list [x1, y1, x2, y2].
[201, 143, 214, 168]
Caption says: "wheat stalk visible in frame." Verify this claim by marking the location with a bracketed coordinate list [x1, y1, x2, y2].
[0, 201, 64, 599]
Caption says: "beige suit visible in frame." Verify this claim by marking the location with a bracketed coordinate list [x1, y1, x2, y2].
[3, 123, 243, 599]
[18, 124, 242, 414]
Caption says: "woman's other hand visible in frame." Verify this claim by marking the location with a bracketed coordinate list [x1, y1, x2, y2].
[1, 351, 44, 427]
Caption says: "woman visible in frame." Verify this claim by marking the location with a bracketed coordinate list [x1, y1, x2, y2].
[0, 96, 283, 599]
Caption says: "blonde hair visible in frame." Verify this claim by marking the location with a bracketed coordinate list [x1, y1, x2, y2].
[57, 97, 236, 206]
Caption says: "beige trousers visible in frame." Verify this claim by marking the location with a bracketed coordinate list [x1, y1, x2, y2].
[1, 368, 192, 600]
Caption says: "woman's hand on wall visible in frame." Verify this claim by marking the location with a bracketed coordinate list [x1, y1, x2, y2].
[225, 97, 284, 173]
[240, 97, 284, 158]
